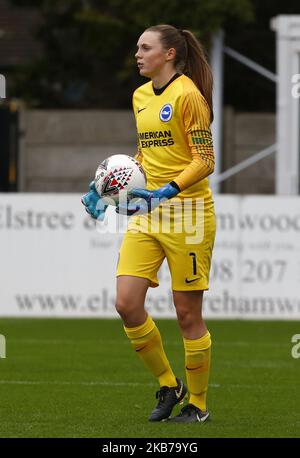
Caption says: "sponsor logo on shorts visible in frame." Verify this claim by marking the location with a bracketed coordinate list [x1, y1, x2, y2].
[185, 277, 201, 284]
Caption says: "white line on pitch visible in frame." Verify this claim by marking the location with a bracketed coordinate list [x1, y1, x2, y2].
[0, 380, 221, 388]
[8, 339, 287, 348]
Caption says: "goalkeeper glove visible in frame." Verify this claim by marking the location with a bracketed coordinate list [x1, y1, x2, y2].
[116, 182, 180, 215]
[81, 181, 108, 221]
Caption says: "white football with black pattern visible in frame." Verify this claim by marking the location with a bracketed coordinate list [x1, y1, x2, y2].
[94, 154, 146, 205]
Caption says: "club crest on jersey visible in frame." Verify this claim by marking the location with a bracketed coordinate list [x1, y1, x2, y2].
[159, 104, 173, 122]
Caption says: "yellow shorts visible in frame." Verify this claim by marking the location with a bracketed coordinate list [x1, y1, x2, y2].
[117, 199, 216, 291]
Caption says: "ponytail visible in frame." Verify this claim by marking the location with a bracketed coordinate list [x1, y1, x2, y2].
[181, 29, 214, 123]
[145, 25, 214, 123]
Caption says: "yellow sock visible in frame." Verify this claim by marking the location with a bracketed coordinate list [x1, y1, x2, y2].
[124, 315, 177, 387]
[184, 331, 211, 412]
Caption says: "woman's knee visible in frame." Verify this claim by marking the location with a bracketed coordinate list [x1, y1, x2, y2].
[115, 298, 123, 317]
[173, 291, 204, 330]
[176, 307, 196, 330]
[115, 296, 148, 327]
[116, 276, 149, 321]
[115, 295, 131, 319]
[115, 289, 146, 322]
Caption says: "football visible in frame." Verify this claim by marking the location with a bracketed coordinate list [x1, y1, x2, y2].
[94, 154, 147, 205]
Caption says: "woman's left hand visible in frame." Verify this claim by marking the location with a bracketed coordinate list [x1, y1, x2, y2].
[116, 183, 179, 215]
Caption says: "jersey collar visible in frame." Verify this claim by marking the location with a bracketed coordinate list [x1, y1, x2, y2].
[152, 73, 181, 96]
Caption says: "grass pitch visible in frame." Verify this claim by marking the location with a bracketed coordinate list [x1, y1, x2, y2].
[0, 318, 299, 438]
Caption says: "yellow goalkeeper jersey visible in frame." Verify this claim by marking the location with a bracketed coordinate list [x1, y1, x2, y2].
[133, 73, 215, 202]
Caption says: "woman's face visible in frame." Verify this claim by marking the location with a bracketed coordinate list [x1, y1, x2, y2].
[135, 31, 173, 78]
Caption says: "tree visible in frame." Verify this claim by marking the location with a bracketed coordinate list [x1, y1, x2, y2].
[10, 0, 253, 108]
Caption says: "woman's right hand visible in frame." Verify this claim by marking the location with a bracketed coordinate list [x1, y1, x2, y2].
[81, 181, 108, 221]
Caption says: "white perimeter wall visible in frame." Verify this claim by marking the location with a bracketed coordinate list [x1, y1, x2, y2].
[0, 194, 300, 319]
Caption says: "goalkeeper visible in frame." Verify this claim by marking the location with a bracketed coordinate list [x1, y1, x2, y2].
[82, 24, 216, 424]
